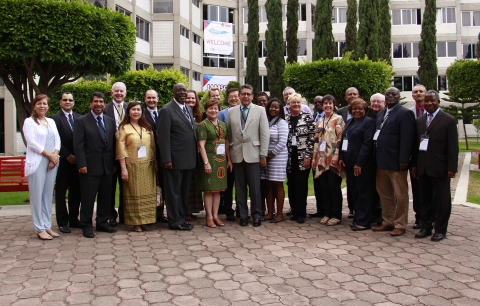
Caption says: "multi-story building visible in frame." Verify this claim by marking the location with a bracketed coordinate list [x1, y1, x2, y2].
[1, 0, 479, 155]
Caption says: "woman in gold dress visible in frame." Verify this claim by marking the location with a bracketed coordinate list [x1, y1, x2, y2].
[116, 101, 157, 232]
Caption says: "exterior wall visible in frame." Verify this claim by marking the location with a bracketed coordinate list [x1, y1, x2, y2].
[152, 21, 174, 57]
[180, 0, 189, 21]
[136, 0, 150, 13]
[136, 38, 151, 56]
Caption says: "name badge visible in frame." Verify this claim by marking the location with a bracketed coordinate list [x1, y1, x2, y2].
[216, 144, 226, 155]
[292, 136, 297, 146]
[342, 139, 348, 152]
[419, 134, 429, 151]
[137, 146, 147, 158]
[319, 141, 326, 152]
[373, 129, 380, 141]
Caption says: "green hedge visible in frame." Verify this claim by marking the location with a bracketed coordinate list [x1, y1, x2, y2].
[445, 59, 480, 102]
[284, 54, 393, 106]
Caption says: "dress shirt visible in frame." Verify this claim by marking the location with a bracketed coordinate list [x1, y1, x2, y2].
[426, 108, 441, 125]
[62, 109, 74, 130]
[147, 108, 158, 122]
[218, 106, 231, 124]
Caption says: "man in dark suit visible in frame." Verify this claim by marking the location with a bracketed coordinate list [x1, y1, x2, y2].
[74, 92, 117, 238]
[51, 92, 81, 233]
[144, 89, 168, 223]
[104, 82, 128, 226]
[372, 87, 416, 236]
[411, 90, 458, 242]
[157, 83, 197, 231]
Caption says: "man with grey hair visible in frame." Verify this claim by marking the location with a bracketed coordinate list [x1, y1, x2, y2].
[283, 86, 312, 115]
[368, 93, 385, 122]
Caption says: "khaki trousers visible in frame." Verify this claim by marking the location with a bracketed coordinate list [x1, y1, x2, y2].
[376, 169, 409, 229]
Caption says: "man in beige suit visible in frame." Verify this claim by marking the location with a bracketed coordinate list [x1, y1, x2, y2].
[227, 84, 270, 227]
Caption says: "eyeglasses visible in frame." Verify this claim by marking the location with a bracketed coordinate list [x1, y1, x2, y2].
[240, 93, 252, 97]
[62, 99, 74, 102]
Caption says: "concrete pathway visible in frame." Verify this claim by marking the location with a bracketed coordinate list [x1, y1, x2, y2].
[1, 153, 479, 305]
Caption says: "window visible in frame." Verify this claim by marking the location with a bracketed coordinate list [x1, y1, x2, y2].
[204, 5, 235, 33]
[392, 9, 421, 25]
[193, 33, 201, 44]
[193, 71, 201, 81]
[204, 43, 236, 68]
[136, 17, 150, 41]
[334, 41, 346, 57]
[438, 75, 447, 91]
[299, 4, 307, 21]
[332, 7, 347, 23]
[116, 5, 132, 17]
[392, 43, 419, 58]
[298, 40, 307, 56]
[153, 64, 173, 71]
[180, 26, 189, 38]
[192, 0, 199, 8]
[243, 7, 248, 23]
[462, 11, 480, 26]
[260, 6, 268, 23]
[180, 66, 190, 78]
[437, 7, 456, 24]
[437, 41, 456, 57]
[136, 62, 149, 70]
[282, 5, 287, 21]
[463, 44, 477, 59]
[153, 0, 173, 13]
[89, 0, 106, 7]
[394, 76, 419, 91]
[258, 41, 267, 58]
[259, 76, 269, 92]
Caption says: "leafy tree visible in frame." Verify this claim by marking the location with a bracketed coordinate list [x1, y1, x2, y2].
[286, 0, 299, 64]
[377, 0, 391, 64]
[284, 53, 393, 106]
[246, 0, 260, 92]
[443, 59, 480, 149]
[357, 0, 379, 61]
[0, 0, 136, 128]
[473, 119, 480, 144]
[313, 0, 335, 60]
[265, 0, 286, 100]
[476, 33, 480, 60]
[417, 0, 437, 90]
[344, 0, 357, 58]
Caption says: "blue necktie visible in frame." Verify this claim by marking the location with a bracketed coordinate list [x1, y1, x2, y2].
[153, 110, 158, 123]
[183, 106, 193, 128]
[68, 114, 75, 131]
[97, 116, 106, 143]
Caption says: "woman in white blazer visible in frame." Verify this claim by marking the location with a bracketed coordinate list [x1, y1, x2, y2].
[23, 94, 61, 240]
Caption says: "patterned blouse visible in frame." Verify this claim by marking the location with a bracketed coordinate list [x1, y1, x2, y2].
[313, 113, 345, 178]
[285, 112, 316, 172]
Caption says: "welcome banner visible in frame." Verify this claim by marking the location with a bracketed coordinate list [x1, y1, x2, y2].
[203, 20, 234, 56]
[203, 75, 237, 91]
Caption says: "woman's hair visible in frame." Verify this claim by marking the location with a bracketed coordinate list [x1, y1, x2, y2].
[119, 101, 152, 131]
[287, 93, 302, 105]
[186, 90, 203, 122]
[348, 98, 368, 113]
[204, 99, 220, 113]
[321, 94, 336, 106]
[31, 94, 50, 125]
[266, 98, 285, 125]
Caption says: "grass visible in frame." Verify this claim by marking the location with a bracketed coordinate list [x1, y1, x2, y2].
[459, 141, 480, 153]
[468, 171, 480, 204]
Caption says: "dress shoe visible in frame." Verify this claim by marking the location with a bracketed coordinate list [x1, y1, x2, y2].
[286, 209, 293, 216]
[348, 211, 355, 219]
[289, 215, 298, 221]
[213, 218, 225, 227]
[415, 228, 432, 238]
[183, 222, 194, 229]
[260, 216, 266, 221]
[352, 225, 370, 231]
[69, 220, 81, 228]
[157, 216, 168, 223]
[185, 215, 194, 222]
[308, 212, 322, 218]
[297, 217, 305, 224]
[253, 218, 261, 227]
[169, 224, 193, 231]
[206, 218, 216, 228]
[226, 214, 236, 221]
[240, 218, 248, 226]
[96, 225, 117, 233]
[109, 219, 117, 227]
[372, 224, 395, 232]
[82, 228, 95, 238]
[390, 228, 406, 236]
[431, 232, 446, 242]
[59, 226, 71, 233]
[413, 220, 422, 229]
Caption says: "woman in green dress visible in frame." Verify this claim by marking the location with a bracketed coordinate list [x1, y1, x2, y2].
[197, 99, 232, 228]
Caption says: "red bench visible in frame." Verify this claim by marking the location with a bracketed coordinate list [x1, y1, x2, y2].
[0, 156, 29, 192]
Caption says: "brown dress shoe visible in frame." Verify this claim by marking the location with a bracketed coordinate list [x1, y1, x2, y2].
[372, 224, 395, 232]
[390, 228, 406, 236]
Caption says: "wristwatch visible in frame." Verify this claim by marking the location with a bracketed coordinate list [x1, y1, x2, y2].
[204, 161, 209, 165]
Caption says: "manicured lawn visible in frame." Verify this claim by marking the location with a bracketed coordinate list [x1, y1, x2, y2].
[468, 171, 480, 204]
[459, 141, 480, 153]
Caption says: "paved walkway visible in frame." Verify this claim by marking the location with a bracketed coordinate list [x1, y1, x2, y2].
[1, 154, 479, 306]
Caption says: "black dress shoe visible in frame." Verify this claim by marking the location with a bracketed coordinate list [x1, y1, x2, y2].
[157, 216, 168, 223]
[289, 215, 298, 221]
[169, 224, 193, 231]
[59, 226, 71, 233]
[348, 211, 355, 218]
[351, 225, 370, 231]
[240, 218, 248, 226]
[109, 219, 117, 227]
[82, 228, 95, 238]
[413, 221, 422, 229]
[431, 232, 446, 242]
[96, 225, 117, 233]
[260, 216, 266, 221]
[226, 214, 236, 221]
[297, 217, 305, 224]
[286, 209, 293, 216]
[183, 222, 194, 229]
[253, 218, 261, 227]
[308, 212, 322, 218]
[415, 228, 432, 238]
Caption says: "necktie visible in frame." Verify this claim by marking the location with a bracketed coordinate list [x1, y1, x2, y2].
[183, 106, 193, 127]
[427, 114, 433, 127]
[241, 107, 248, 130]
[68, 114, 75, 131]
[417, 107, 423, 118]
[97, 116, 106, 143]
[153, 110, 158, 123]
[117, 104, 124, 122]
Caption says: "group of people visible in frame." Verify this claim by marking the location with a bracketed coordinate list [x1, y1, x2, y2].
[24, 82, 458, 242]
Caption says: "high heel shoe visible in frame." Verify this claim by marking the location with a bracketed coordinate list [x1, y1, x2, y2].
[206, 219, 216, 228]
[213, 218, 225, 227]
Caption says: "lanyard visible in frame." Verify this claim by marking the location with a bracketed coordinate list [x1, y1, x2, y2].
[130, 123, 143, 140]
[208, 119, 222, 139]
[319, 114, 333, 138]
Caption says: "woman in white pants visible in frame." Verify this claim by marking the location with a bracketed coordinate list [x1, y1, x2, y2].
[23, 94, 61, 240]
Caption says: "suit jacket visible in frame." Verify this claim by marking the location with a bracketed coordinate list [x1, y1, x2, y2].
[104, 101, 128, 129]
[339, 116, 376, 168]
[227, 103, 270, 163]
[73, 112, 116, 176]
[145, 108, 161, 162]
[336, 106, 349, 123]
[51, 111, 81, 162]
[157, 100, 197, 170]
[375, 103, 416, 171]
[413, 110, 458, 177]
